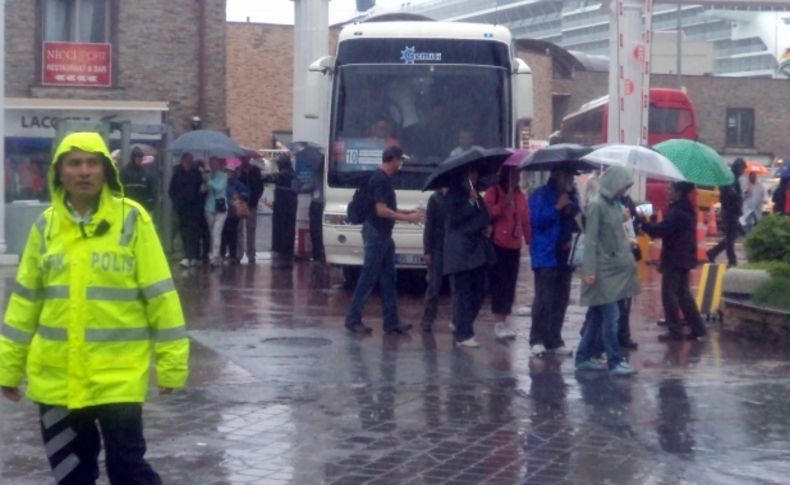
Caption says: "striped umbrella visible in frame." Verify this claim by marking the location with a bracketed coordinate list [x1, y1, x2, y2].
[654, 139, 734, 186]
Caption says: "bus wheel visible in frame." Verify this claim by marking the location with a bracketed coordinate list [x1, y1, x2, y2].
[342, 266, 361, 290]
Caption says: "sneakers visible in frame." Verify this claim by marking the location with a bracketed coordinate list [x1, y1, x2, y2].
[576, 359, 607, 371]
[494, 323, 517, 340]
[456, 337, 480, 348]
[530, 343, 546, 355]
[179, 258, 190, 268]
[609, 362, 637, 376]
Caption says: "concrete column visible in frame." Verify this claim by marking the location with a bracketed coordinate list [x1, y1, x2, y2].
[0, 0, 9, 259]
[292, 0, 329, 145]
[608, 0, 653, 201]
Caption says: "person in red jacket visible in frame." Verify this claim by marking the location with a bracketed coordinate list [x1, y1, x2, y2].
[484, 164, 531, 340]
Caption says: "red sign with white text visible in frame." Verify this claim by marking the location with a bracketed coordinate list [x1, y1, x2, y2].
[42, 42, 112, 87]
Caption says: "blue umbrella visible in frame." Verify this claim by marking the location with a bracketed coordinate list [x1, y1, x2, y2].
[169, 130, 245, 159]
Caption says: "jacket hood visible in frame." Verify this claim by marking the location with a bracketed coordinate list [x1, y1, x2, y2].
[49, 132, 123, 201]
[598, 166, 633, 201]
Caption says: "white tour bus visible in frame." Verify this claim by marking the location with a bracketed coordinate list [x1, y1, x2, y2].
[309, 19, 533, 284]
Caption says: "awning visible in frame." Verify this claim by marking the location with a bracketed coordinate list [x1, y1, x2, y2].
[5, 97, 169, 112]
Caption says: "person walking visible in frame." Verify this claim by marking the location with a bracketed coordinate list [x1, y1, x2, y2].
[740, 169, 765, 234]
[420, 187, 448, 332]
[0, 132, 189, 485]
[575, 166, 639, 376]
[204, 157, 228, 267]
[344, 146, 424, 335]
[484, 164, 531, 340]
[642, 181, 708, 342]
[263, 154, 299, 269]
[444, 166, 493, 348]
[120, 146, 157, 213]
[237, 155, 264, 264]
[168, 153, 204, 267]
[528, 168, 581, 354]
[707, 158, 746, 266]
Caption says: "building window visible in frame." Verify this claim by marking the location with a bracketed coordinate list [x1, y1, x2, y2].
[726, 108, 754, 148]
[44, 0, 109, 43]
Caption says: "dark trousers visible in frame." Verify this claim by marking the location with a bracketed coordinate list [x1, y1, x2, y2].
[177, 210, 201, 261]
[450, 265, 487, 341]
[345, 224, 399, 330]
[489, 245, 521, 315]
[662, 267, 707, 337]
[309, 200, 325, 261]
[708, 218, 739, 265]
[220, 215, 240, 259]
[421, 249, 443, 326]
[530, 266, 573, 349]
[617, 298, 633, 345]
[38, 403, 161, 485]
[198, 214, 211, 261]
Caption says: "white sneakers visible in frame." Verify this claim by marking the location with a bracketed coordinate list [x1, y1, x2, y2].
[530, 343, 546, 355]
[494, 323, 517, 340]
[179, 258, 190, 268]
[456, 337, 480, 348]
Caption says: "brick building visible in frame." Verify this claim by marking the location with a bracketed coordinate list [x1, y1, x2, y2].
[3, 0, 227, 252]
[226, 21, 338, 149]
[228, 22, 790, 162]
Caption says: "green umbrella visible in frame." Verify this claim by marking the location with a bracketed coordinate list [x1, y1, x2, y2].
[654, 139, 734, 186]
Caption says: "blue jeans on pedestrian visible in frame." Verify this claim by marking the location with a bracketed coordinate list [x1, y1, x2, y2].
[575, 302, 622, 369]
[345, 223, 399, 331]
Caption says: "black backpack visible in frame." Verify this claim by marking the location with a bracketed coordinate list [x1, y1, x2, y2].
[346, 175, 374, 225]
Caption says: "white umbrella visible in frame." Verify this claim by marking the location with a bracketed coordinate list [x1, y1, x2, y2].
[582, 144, 687, 182]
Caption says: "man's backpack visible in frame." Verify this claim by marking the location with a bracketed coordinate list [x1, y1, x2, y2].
[346, 175, 374, 225]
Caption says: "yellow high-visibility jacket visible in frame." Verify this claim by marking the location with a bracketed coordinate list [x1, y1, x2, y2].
[0, 132, 189, 409]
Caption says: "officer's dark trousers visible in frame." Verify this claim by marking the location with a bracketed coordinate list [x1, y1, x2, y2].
[38, 403, 161, 485]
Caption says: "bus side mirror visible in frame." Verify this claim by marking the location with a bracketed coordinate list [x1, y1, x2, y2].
[305, 57, 334, 120]
[309, 56, 335, 74]
[514, 58, 534, 122]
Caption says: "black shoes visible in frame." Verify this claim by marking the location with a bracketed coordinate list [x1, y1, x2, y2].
[385, 323, 413, 335]
[621, 339, 639, 350]
[345, 323, 373, 334]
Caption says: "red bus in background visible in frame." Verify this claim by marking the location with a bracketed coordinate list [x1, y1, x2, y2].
[559, 88, 698, 211]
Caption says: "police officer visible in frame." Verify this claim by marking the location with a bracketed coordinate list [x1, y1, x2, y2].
[0, 132, 189, 485]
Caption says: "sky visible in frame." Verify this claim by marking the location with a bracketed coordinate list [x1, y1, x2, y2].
[226, 0, 418, 25]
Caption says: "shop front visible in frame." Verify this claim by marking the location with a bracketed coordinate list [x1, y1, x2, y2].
[4, 97, 168, 253]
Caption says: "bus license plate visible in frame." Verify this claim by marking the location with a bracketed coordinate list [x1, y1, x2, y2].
[396, 254, 423, 265]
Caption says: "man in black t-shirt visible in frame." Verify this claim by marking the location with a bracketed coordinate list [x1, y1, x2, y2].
[345, 146, 425, 334]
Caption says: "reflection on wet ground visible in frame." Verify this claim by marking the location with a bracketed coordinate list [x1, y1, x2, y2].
[2, 257, 790, 484]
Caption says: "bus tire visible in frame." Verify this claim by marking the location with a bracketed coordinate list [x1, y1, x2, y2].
[342, 266, 361, 289]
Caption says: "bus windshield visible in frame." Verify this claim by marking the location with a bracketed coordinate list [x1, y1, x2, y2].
[328, 64, 508, 190]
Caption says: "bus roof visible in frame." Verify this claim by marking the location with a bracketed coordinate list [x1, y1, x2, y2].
[569, 88, 693, 119]
[338, 21, 512, 45]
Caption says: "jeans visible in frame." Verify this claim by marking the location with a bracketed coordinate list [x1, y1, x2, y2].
[450, 265, 487, 341]
[575, 302, 622, 369]
[708, 218, 739, 265]
[345, 223, 399, 330]
[530, 266, 573, 349]
[38, 403, 161, 485]
[205, 211, 227, 264]
[421, 249, 443, 326]
[662, 267, 707, 337]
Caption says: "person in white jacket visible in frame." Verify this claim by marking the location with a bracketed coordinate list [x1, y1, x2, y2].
[740, 170, 765, 233]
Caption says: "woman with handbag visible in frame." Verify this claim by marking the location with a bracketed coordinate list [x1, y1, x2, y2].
[484, 164, 531, 340]
[443, 166, 492, 348]
[204, 157, 229, 267]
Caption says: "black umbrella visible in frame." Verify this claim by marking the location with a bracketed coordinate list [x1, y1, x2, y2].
[517, 143, 596, 172]
[288, 141, 324, 169]
[422, 147, 511, 191]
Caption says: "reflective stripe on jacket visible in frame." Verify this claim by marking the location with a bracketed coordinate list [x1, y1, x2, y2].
[0, 132, 189, 409]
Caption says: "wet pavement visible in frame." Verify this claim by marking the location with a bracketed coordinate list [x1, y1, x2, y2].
[3, 249, 790, 484]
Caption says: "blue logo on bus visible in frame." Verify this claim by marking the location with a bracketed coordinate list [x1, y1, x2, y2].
[400, 46, 442, 65]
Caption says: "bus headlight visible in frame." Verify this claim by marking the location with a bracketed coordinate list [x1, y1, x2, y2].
[324, 214, 348, 225]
